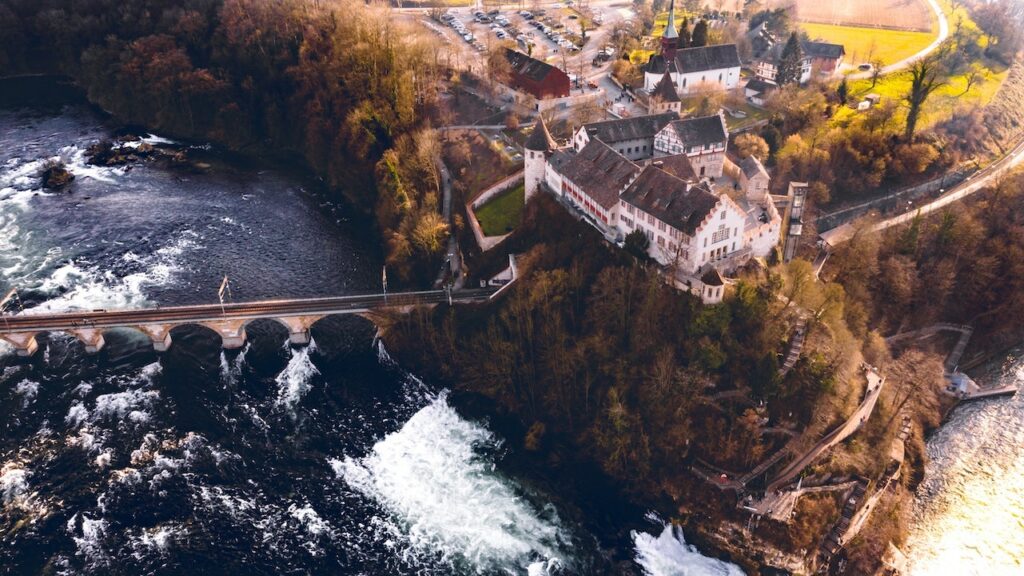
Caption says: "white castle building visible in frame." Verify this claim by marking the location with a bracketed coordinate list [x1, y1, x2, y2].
[524, 113, 782, 300]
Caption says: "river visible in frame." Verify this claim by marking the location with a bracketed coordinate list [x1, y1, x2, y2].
[0, 78, 743, 575]
[904, 351, 1024, 575]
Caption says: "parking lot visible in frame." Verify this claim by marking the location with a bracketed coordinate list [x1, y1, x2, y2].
[436, 3, 612, 59]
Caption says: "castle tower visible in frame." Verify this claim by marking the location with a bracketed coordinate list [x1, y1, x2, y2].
[661, 0, 680, 60]
[524, 116, 557, 201]
[648, 71, 681, 115]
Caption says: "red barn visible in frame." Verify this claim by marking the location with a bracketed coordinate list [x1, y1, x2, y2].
[503, 48, 570, 100]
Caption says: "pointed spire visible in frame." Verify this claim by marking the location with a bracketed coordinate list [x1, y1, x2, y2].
[525, 116, 557, 152]
[664, 0, 679, 40]
[653, 71, 680, 103]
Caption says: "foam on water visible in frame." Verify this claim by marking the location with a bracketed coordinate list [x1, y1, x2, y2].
[15, 380, 40, 406]
[1, 462, 30, 504]
[275, 339, 320, 412]
[334, 394, 569, 575]
[22, 229, 200, 314]
[905, 357, 1024, 575]
[632, 522, 745, 576]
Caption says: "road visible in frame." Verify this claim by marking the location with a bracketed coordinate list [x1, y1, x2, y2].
[766, 369, 885, 493]
[0, 288, 498, 336]
[821, 133, 1024, 247]
[845, 0, 949, 79]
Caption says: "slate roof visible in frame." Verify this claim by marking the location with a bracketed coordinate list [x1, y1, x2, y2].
[581, 112, 677, 146]
[662, 114, 728, 148]
[701, 267, 725, 286]
[652, 154, 696, 181]
[675, 44, 741, 74]
[620, 166, 719, 235]
[504, 48, 562, 83]
[525, 116, 557, 151]
[651, 72, 681, 102]
[644, 53, 676, 76]
[745, 78, 778, 94]
[740, 155, 769, 180]
[804, 41, 845, 60]
[746, 22, 776, 60]
[759, 40, 845, 64]
[549, 140, 640, 210]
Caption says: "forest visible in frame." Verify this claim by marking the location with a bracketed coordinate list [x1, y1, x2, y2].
[0, 0, 450, 283]
[827, 172, 1024, 348]
[386, 195, 880, 501]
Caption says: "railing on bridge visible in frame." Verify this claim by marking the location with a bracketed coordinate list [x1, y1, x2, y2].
[0, 286, 501, 357]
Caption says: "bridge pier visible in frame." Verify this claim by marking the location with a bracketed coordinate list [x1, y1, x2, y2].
[288, 330, 310, 345]
[1, 332, 39, 357]
[69, 329, 105, 354]
[201, 319, 248, 350]
[140, 325, 173, 352]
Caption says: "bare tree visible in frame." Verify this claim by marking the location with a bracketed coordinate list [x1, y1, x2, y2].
[904, 53, 947, 141]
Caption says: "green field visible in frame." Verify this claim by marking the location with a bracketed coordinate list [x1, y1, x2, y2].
[800, 22, 935, 67]
[830, 0, 1009, 129]
[475, 183, 525, 237]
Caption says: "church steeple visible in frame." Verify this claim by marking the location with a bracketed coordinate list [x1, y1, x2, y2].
[661, 0, 680, 59]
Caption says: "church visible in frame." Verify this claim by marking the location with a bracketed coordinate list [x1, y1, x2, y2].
[641, 0, 741, 94]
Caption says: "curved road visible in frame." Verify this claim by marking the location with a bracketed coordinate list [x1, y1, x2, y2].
[845, 0, 949, 80]
[821, 133, 1024, 247]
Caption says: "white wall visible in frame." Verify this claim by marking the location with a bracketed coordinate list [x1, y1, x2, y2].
[646, 66, 741, 94]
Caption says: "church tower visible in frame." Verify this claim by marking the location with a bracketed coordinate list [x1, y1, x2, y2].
[661, 0, 680, 60]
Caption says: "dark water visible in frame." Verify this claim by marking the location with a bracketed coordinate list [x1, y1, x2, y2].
[0, 79, 741, 576]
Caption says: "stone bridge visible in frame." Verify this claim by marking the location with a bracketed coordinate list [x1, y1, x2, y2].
[0, 288, 498, 356]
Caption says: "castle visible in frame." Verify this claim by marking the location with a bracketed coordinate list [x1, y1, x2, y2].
[524, 112, 782, 303]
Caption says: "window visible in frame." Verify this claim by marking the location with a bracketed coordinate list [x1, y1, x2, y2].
[700, 166, 706, 176]
[669, 241, 676, 251]
[646, 230, 654, 241]
[658, 236, 665, 247]
[658, 221, 666, 232]
[704, 238, 708, 247]
[648, 214, 655, 225]
[712, 228, 729, 244]
[683, 78, 687, 88]
[628, 204, 635, 215]
[718, 73, 723, 82]
[721, 211, 727, 220]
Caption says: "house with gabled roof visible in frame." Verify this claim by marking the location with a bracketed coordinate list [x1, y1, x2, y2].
[654, 114, 730, 178]
[503, 48, 571, 100]
[572, 112, 677, 161]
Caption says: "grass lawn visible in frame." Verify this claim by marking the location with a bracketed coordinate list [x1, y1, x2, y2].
[829, 0, 1009, 130]
[834, 60, 1009, 128]
[475, 183, 525, 237]
[800, 22, 936, 67]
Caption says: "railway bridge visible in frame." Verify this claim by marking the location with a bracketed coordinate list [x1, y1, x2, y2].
[0, 287, 499, 357]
